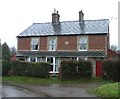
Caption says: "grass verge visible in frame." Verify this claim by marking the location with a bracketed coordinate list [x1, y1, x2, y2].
[88, 82, 119, 98]
[2, 76, 113, 85]
[3, 76, 62, 85]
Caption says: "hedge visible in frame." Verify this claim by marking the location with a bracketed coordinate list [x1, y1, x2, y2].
[12, 61, 29, 76]
[27, 62, 50, 78]
[102, 60, 120, 82]
[12, 61, 50, 78]
[60, 60, 92, 80]
[2, 60, 11, 76]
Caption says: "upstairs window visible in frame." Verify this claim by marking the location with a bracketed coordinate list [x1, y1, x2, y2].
[79, 36, 88, 51]
[31, 38, 39, 50]
[48, 37, 57, 51]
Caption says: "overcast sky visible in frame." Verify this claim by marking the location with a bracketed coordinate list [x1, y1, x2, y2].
[0, 0, 119, 48]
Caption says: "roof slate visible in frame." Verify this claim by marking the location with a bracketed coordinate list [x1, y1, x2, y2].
[17, 19, 109, 37]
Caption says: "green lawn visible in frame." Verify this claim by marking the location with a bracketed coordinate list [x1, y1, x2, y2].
[3, 76, 62, 85]
[3, 76, 90, 84]
[2, 76, 112, 85]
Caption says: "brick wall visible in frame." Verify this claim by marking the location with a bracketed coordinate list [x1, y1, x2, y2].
[40, 37, 47, 51]
[18, 35, 107, 51]
[57, 36, 77, 51]
[18, 37, 30, 50]
[89, 35, 106, 50]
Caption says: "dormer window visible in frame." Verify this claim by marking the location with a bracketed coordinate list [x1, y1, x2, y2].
[79, 36, 88, 51]
[31, 38, 39, 51]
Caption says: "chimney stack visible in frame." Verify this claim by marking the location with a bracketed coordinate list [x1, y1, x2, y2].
[79, 10, 84, 33]
[79, 10, 84, 22]
[52, 9, 60, 24]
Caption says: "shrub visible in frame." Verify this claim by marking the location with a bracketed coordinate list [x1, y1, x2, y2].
[12, 61, 50, 78]
[27, 62, 50, 78]
[2, 60, 11, 76]
[77, 61, 92, 78]
[102, 60, 120, 82]
[60, 61, 77, 80]
[60, 60, 92, 80]
[12, 61, 29, 76]
[95, 82, 119, 97]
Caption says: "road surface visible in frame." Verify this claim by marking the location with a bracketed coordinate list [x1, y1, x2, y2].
[2, 83, 43, 97]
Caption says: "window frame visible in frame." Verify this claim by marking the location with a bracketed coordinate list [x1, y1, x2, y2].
[78, 36, 88, 51]
[30, 57, 36, 62]
[31, 38, 39, 51]
[48, 37, 57, 51]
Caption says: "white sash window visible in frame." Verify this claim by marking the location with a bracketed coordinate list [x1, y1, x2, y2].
[31, 38, 39, 50]
[79, 36, 88, 51]
[48, 37, 57, 51]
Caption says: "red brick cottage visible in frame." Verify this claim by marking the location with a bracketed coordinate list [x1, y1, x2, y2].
[16, 10, 109, 77]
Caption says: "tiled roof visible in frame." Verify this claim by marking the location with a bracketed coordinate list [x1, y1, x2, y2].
[17, 19, 109, 37]
[16, 51, 106, 57]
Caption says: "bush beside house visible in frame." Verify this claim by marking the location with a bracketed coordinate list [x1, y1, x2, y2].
[12, 61, 50, 78]
[60, 60, 92, 80]
[102, 60, 120, 82]
[12, 61, 29, 76]
[27, 62, 50, 78]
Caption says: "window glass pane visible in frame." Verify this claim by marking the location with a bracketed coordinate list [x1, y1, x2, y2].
[35, 45, 38, 50]
[55, 65, 58, 72]
[78, 57, 87, 61]
[19, 58, 25, 61]
[80, 44, 87, 50]
[79, 37, 88, 50]
[37, 57, 41, 62]
[30, 57, 36, 62]
[49, 37, 56, 50]
[49, 37, 56, 44]
[41, 57, 46, 62]
[55, 58, 60, 72]
[31, 38, 39, 44]
[80, 37, 87, 44]
[31, 38, 39, 50]
[47, 57, 53, 63]
[37, 57, 46, 62]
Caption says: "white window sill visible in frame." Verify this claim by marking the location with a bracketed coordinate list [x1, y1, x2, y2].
[48, 50, 56, 51]
[49, 71, 59, 73]
[79, 50, 88, 51]
[31, 50, 39, 51]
